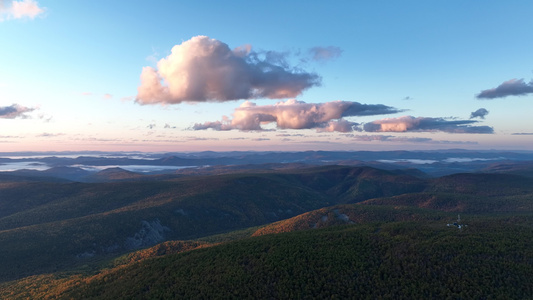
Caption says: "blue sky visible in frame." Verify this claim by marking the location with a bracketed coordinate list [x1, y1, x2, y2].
[1, 0, 533, 152]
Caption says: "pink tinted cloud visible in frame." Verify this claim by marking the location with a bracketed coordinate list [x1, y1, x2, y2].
[193, 99, 399, 132]
[316, 119, 358, 133]
[136, 36, 321, 104]
[363, 115, 494, 134]
[0, 0, 44, 21]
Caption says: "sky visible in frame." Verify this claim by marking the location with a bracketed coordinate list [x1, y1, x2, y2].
[1, 0, 533, 152]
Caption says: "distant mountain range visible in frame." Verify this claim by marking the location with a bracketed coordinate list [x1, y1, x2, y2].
[2, 150, 533, 182]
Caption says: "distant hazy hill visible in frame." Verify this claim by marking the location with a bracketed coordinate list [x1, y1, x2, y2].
[7, 166, 92, 182]
[359, 172, 533, 213]
[482, 161, 533, 178]
[85, 167, 145, 182]
[2, 149, 533, 180]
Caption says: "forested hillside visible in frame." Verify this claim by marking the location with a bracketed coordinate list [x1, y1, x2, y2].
[0, 165, 532, 298]
[3, 216, 532, 299]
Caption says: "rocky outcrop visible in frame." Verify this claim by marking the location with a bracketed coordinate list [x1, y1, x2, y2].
[124, 219, 170, 250]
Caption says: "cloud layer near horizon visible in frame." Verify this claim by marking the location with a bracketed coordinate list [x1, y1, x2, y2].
[350, 134, 477, 144]
[193, 99, 400, 132]
[136, 36, 321, 104]
[363, 116, 494, 134]
[0, 0, 44, 21]
[0, 104, 34, 118]
[477, 78, 533, 99]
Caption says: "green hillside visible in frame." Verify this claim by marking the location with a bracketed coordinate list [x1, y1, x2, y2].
[252, 204, 446, 236]
[3, 216, 532, 299]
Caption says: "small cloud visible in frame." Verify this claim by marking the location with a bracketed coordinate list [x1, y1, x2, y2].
[38, 113, 53, 122]
[186, 136, 219, 141]
[275, 133, 305, 137]
[387, 137, 434, 143]
[0, 104, 35, 119]
[351, 134, 386, 142]
[36, 132, 64, 137]
[512, 132, 533, 135]
[81, 92, 93, 96]
[136, 36, 321, 104]
[251, 138, 270, 141]
[402, 96, 413, 101]
[147, 124, 156, 129]
[192, 99, 401, 132]
[470, 108, 489, 119]
[103, 94, 113, 100]
[0, 0, 44, 21]
[363, 115, 494, 134]
[74, 136, 121, 143]
[164, 123, 176, 129]
[191, 121, 228, 131]
[308, 46, 342, 62]
[352, 135, 394, 142]
[120, 96, 134, 102]
[477, 78, 533, 99]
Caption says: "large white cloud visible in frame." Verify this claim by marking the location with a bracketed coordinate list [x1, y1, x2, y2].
[193, 99, 400, 132]
[136, 36, 321, 104]
[362, 115, 494, 134]
[0, 0, 44, 21]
